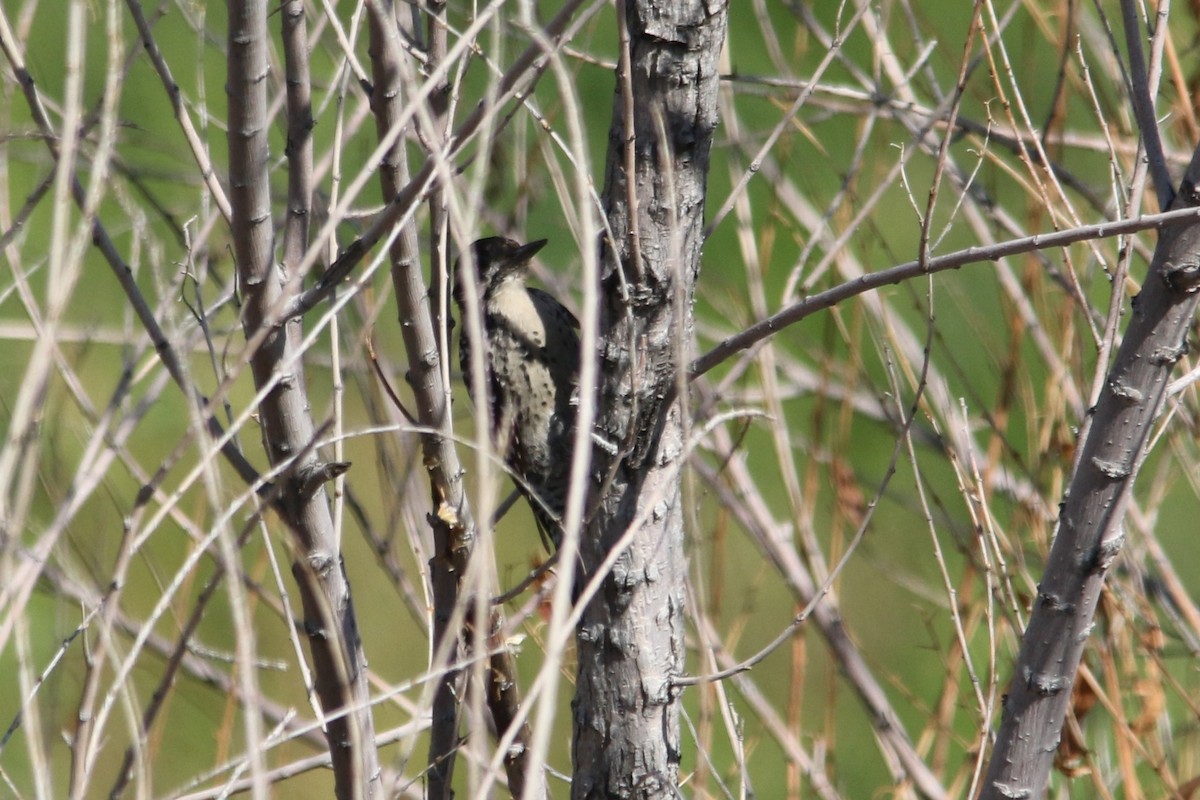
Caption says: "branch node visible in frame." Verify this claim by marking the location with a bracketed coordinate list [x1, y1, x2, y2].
[1036, 590, 1076, 615]
[1107, 378, 1144, 404]
[1022, 667, 1067, 696]
[296, 460, 351, 500]
[304, 618, 328, 641]
[1161, 258, 1200, 293]
[990, 782, 1034, 799]
[1150, 340, 1189, 366]
[1091, 456, 1131, 479]
[1083, 532, 1126, 574]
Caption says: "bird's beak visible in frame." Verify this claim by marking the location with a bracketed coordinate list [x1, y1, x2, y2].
[515, 239, 548, 261]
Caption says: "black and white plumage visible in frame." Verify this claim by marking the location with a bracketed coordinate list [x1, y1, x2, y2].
[454, 237, 580, 549]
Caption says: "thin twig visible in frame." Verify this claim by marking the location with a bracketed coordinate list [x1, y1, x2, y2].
[691, 205, 1200, 378]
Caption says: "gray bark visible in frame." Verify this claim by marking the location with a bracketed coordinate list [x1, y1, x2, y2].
[361, 3, 471, 798]
[981, 147, 1200, 798]
[573, 1, 728, 797]
[227, 2, 380, 797]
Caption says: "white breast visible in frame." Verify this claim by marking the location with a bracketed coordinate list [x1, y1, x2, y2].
[489, 283, 547, 346]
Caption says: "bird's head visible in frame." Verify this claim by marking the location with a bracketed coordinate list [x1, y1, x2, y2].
[457, 237, 547, 297]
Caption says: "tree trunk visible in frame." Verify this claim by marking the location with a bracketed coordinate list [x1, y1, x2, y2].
[573, 1, 728, 797]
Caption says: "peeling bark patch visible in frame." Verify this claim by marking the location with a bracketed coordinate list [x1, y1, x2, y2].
[607, 626, 636, 655]
[578, 622, 603, 643]
[641, 675, 669, 704]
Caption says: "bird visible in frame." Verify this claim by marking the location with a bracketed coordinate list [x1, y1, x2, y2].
[453, 236, 581, 552]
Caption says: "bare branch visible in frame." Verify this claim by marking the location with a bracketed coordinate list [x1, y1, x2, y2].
[227, 1, 379, 796]
[980, 144, 1200, 799]
[1119, 0, 1174, 209]
[692, 205, 1200, 379]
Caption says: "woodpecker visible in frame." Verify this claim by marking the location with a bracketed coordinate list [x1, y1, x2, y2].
[454, 237, 580, 550]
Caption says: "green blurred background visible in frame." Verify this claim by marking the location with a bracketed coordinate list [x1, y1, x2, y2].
[3, 1, 1200, 797]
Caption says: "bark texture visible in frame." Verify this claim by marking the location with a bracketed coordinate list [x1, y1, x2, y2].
[361, 3, 473, 798]
[981, 149, 1200, 798]
[227, 1, 380, 798]
[573, 1, 728, 797]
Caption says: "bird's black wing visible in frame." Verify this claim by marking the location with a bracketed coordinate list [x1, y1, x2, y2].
[528, 287, 580, 333]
